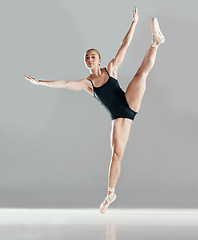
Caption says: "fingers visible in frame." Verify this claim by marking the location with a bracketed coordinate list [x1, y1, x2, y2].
[133, 6, 138, 15]
[24, 75, 35, 80]
[132, 6, 138, 24]
[24, 75, 37, 83]
[24, 75, 30, 80]
[133, 6, 138, 14]
[24, 75, 30, 79]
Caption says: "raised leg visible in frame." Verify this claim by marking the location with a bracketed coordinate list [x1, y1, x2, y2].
[125, 44, 158, 112]
[125, 17, 165, 112]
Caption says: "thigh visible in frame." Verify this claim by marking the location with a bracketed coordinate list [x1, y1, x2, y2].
[125, 71, 147, 112]
[110, 118, 132, 158]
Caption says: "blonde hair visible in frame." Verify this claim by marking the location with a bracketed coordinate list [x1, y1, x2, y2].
[86, 48, 101, 59]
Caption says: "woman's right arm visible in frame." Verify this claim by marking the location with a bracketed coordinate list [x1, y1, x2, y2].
[24, 75, 90, 91]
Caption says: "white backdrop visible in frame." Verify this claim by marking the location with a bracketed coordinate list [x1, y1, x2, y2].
[0, 0, 198, 208]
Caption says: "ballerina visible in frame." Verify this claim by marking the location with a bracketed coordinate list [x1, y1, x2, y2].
[24, 6, 165, 214]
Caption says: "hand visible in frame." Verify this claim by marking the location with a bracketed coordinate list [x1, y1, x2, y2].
[133, 6, 138, 24]
[24, 75, 40, 85]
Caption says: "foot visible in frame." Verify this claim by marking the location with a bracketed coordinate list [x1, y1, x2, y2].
[151, 18, 165, 48]
[99, 188, 116, 214]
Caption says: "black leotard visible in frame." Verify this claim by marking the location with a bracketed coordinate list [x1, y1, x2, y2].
[87, 67, 138, 121]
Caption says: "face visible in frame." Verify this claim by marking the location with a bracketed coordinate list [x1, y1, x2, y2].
[84, 50, 101, 69]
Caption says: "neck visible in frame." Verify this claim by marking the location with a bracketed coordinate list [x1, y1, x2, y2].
[90, 67, 102, 77]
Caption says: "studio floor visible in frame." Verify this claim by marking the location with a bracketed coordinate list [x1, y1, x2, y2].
[0, 208, 198, 240]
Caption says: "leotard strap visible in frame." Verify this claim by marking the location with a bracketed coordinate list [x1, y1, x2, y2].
[87, 78, 95, 88]
[104, 67, 110, 76]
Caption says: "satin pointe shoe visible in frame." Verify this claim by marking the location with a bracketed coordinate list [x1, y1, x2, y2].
[99, 187, 116, 214]
[151, 17, 165, 48]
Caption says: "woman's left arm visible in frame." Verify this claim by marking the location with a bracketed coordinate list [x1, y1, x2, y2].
[109, 6, 138, 70]
[122, 6, 138, 46]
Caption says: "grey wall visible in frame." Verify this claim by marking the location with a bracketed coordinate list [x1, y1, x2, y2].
[0, 0, 198, 208]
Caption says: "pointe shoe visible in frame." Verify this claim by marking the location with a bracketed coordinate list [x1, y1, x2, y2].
[151, 17, 165, 48]
[99, 187, 116, 214]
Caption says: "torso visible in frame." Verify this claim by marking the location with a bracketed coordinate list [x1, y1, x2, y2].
[86, 66, 117, 96]
[83, 66, 137, 122]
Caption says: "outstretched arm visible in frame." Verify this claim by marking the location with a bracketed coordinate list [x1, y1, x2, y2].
[109, 6, 139, 70]
[24, 75, 68, 88]
[24, 75, 89, 91]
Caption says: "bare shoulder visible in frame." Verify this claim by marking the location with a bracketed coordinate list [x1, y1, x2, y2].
[106, 59, 118, 79]
[78, 78, 93, 96]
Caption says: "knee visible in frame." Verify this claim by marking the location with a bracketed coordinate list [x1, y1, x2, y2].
[135, 70, 148, 79]
[112, 150, 123, 162]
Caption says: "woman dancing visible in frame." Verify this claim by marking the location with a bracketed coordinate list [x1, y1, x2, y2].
[24, 6, 165, 214]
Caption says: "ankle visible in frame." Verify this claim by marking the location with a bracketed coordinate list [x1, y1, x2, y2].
[151, 41, 159, 48]
[108, 186, 115, 195]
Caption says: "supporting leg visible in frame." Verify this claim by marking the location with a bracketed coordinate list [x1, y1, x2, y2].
[107, 152, 122, 194]
[107, 119, 132, 193]
[99, 119, 132, 214]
